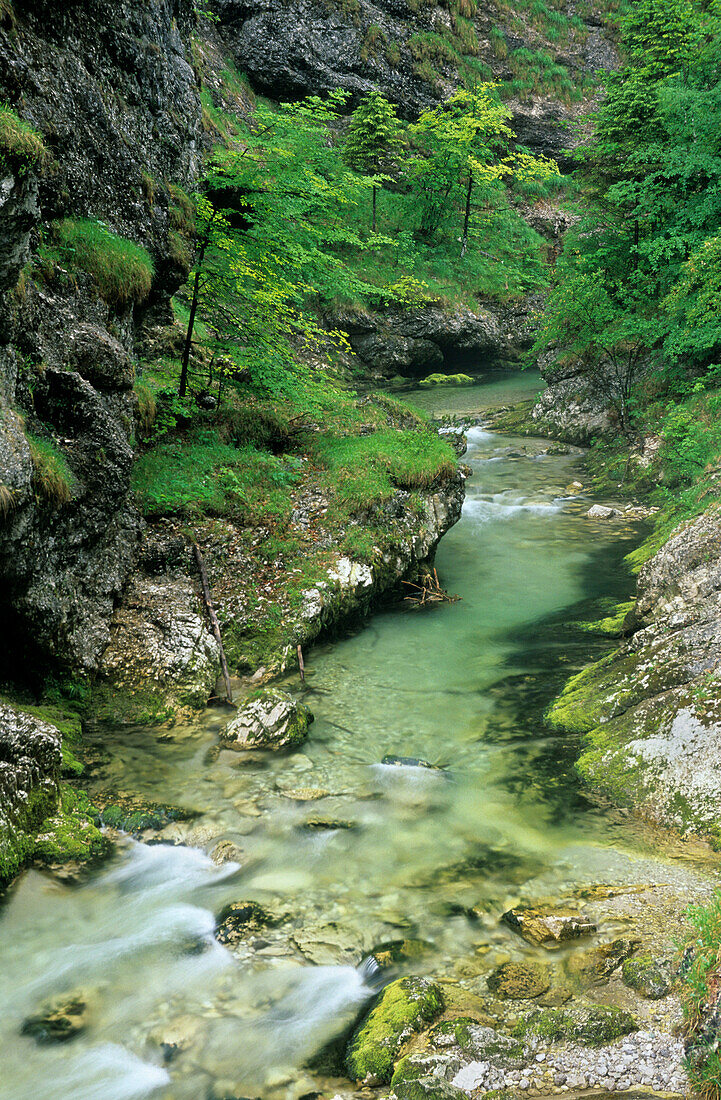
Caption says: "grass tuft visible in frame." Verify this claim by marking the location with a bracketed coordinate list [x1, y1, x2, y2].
[27, 435, 75, 506]
[681, 891, 721, 1100]
[0, 101, 46, 167]
[53, 219, 154, 307]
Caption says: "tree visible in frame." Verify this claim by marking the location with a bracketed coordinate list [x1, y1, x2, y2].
[409, 87, 557, 252]
[342, 90, 405, 232]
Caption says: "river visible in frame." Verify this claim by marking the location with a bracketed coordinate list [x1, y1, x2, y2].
[0, 372, 712, 1100]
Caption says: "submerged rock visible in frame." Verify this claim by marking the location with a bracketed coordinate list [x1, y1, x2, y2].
[95, 792, 198, 835]
[381, 754, 441, 770]
[345, 976, 445, 1084]
[220, 688, 313, 752]
[371, 938, 433, 969]
[486, 961, 550, 1000]
[502, 906, 596, 946]
[21, 991, 90, 1044]
[565, 937, 640, 984]
[215, 901, 276, 946]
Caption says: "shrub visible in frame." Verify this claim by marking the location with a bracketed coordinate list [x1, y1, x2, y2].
[681, 891, 721, 1100]
[27, 435, 75, 506]
[0, 102, 46, 168]
[53, 219, 154, 307]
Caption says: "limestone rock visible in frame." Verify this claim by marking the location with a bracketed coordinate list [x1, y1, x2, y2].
[220, 688, 313, 751]
[587, 504, 618, 519]
[502, 906, 596, 947]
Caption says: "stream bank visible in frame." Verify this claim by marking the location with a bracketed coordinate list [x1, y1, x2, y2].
[0, 374, 716, 1100]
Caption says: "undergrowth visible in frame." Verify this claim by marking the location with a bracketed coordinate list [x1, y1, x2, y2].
[681, 891, 721, 1100]
[0, 102, 46, 169]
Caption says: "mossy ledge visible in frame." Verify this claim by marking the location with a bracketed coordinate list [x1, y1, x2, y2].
[0, 700, 109, 884]
[546, 505, 721, 837]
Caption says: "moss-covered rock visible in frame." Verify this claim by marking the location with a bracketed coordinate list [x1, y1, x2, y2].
[393, 1077, 465, 1100]
[94, 792, 198, 835]
[621, 954, 672, 1000]
[565, 937, 639, 984]
[513, 1004, 637, 1046]
[419, 373, 474, 387]
[33, 786, 110, 868]
[371, 938, 433, 969]
[345, 976, 444, 1084]
[486, 961, 550, 1000]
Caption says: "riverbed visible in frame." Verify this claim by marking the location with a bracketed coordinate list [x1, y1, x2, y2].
[0, 373, 713, 1100]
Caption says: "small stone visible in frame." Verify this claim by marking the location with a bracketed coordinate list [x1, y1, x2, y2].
[587, 504, 618, 518]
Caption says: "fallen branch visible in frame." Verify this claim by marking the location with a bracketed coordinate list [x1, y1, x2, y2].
[297, 644, 305, 683]
[192, 541, 234, 704]
[402, 567, 460, 607]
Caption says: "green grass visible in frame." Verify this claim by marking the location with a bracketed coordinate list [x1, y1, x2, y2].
[52, 218, 154, 307]
[313, 428, 456, 515]
[681, 891, 721, 1100]
[0, 102, 46, 167]
[27, 435, 75, 506]
[131, 429, 302, 522]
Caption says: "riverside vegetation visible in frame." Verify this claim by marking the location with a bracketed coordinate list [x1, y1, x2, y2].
[1, 0, 721, 1097]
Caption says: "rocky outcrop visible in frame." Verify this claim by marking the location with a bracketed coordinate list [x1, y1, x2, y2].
[0, 0, 203, 677]
[332, 299, 538, 380]
[220, 687, 313, 751]
[527, 353, 616, 443]
[97, 462, 467, 721]
[548, 506, 721, 836]
[0, 702, 61, 880]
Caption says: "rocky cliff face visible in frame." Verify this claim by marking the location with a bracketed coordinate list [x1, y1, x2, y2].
[0, 0, 202, 677]
[547, 507, 721, 837]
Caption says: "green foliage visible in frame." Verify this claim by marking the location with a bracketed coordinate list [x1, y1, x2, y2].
[681, 891, 721, 1100]
[131, 430, 303, 522]
[0, 102, 46, 169]
[52, 219, 154, 307]
[27, 435, 75, 506]
[343, 90, 405, 230]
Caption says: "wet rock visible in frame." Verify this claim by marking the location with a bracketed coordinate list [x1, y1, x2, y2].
[381, 754, 442, 770]
[587, 504, 619, 519]
[300, 817, 356, 831]
[148, 1014, 202, 1063]
[566, 937, 640, 984]
[220, 688, 313, 751]
[21, 991, 90, 1044]
[514, 1004, 637, 1046]
[210, 840, 244, 865]
[486, 961, 550, 1000]
[371, 938, 432, 969]
[502, 906, 596, 946]
[345, 976, 445, 1084]
[215, 901, 276, 946]
[278, 787, 331, 801]
[621, 954, 672, 999]
[95, 792, 198, 835]
[292, 925, 362, 967]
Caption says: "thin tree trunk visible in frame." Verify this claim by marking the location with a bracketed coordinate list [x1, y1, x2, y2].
[193, 541, 233, 704]
[461, 170, 473, 257]
[372, 185, 377, 234]
[179, 236, 208, 398]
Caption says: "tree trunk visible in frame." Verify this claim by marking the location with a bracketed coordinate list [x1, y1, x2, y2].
[193, 542, 233, 705]
[179, 235, 208, 398]
[461, 170, 473, 257]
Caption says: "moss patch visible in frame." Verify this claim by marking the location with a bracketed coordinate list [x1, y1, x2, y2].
[33, 786, 110, 867]
[513, 1004, 637, 1046]
[622, 954, 672, 1000]
[345, 976, 444, 1083]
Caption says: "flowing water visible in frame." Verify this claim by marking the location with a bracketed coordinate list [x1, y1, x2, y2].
[0, 373, 713, 1100]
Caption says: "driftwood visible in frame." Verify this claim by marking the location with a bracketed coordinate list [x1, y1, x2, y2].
[192, 542, 234, 704]
[402, 568, 460, 608]
[297, 644, 305, 683]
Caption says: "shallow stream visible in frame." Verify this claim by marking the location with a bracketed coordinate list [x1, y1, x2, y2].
[0, 372, 713, 1100]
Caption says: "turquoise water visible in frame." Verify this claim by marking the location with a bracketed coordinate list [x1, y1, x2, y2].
[0, 377, 711, 1100]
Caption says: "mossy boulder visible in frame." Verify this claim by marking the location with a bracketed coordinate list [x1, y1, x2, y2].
[394, 1077, 465, 1100]
[220, 688, 313, 751]
[95, 792, 198, 835]
[486, 961, 550, 1000]
[513, 1004, 637, 1046]
[419, 373, 474, 387]
[621, 954, 672, 999]
[345, 976, 445, 1084]
[33, 787, 110, 868]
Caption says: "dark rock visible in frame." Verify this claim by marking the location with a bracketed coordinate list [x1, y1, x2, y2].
[21, 992, 89, 1044]
[381, 754, 441, 770]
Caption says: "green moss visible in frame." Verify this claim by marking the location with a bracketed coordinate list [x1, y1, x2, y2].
[513, 1005, 637, 1046]
[52, 218, 154, 307]
[33, 786, 110, 866]
[345, 976, 444, 1083]
[545, 650, 640, 733]
[419, 373, 474, 387]
[97, 795, 197, 835]
[573, 600, 635, 637]
[0, 785, 59, 883]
